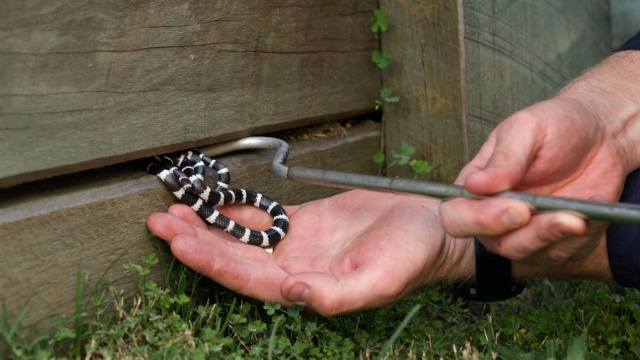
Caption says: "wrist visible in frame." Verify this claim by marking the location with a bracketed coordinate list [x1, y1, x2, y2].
[558, 51, 640, 173]
[443, 235, 614, 288]
[428, 236, 475, 285]
[511, 234, 613, 282]
[456, 238, 526, 301]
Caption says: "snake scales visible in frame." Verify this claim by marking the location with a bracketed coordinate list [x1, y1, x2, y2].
[147, 149, 289, 247]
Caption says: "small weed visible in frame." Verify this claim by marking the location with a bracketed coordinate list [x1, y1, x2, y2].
[372, 50, 393, 69]
[370, 9, 389, 33]
[370, 9, 398, 111]
[374, 141, 433, 179]
[375, 91, 400, 111]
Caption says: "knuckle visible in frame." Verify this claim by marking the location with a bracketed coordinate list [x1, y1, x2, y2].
[439, 204, 469, 236]
[315, 301, 340, 317]
[489, 237, 532, 262]
[543, 247, 572, 263]
[475, 213, 500, 231]
[308, 292, 343, 317]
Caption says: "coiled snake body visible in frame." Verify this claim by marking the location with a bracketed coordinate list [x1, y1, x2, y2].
[147, 150, 288, 247]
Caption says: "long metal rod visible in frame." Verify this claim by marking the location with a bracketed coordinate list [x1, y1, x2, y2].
[201, 136, 640, 225]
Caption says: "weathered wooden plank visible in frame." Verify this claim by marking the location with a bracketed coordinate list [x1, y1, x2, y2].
[463, 0, 611, 155]
[380, 0, 467, 183]
[0, 121, 380, 329]
[0, 0, 379, 188]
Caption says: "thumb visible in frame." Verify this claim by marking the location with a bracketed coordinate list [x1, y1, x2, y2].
[280, 266, 401, 316]
[465, 120, 540, 195]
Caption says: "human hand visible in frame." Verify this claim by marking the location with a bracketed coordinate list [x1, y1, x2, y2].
[440, 51, 640, 264]
[147, 190, 473, 316]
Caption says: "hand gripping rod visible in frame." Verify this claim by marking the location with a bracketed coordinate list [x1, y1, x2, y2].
[201, 136, 640, 225]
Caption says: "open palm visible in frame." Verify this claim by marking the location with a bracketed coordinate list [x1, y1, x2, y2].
[148, 190, 469, 316]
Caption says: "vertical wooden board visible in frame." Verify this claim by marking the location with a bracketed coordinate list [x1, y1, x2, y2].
[463, 0, 611, 155]
[0, 0, 379, 188]
[380, 0, 467, 183]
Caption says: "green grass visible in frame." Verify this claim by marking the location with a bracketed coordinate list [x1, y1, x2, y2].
[2, 247, 640, 359]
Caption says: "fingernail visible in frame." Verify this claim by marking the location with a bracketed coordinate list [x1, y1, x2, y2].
[503, 207, 526, 227]
[288, 282, 310, 305]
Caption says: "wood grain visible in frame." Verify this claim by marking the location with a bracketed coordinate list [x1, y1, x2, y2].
[463, 0, 611, 155]
[0, 121, 380, 329]
[0, 0, 379, 188]
[379, 0, 610, 182]
[380, 0, 467, 183]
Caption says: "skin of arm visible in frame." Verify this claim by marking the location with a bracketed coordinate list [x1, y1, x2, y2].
[560, 50, 640, 171]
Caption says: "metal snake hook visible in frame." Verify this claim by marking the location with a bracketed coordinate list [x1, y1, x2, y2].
[201, 136, 640, 225]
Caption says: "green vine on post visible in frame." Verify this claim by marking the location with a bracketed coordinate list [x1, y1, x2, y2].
[370, 9, 398, 111]
[370, 9, 432, 179]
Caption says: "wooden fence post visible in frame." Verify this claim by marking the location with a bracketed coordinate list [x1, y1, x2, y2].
[380, 0, 611, 183]
[380, 0, 467, 183]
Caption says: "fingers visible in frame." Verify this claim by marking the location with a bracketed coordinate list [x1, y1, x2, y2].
[148, 204, 223, 243]
[148, 202, 286, 244]
[147, 204, 296, 304]
[170, 234, 291, 304]
[479, 211, 588, 262]
[147, 207, 200, 241]
[440, 196, 599, 263]
[280, 262, 406, 317]
[440, 197, 532, 237]
[167, 204, 209, 229]
[440, 191, 607, 264]
[165, 201, 277, 232]
[148, 204, 278, 261]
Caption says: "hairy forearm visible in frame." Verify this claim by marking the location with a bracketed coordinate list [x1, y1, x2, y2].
[559, 50, 640, 173]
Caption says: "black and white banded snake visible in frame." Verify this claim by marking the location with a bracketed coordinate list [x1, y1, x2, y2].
[147, 149, 289, 247]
